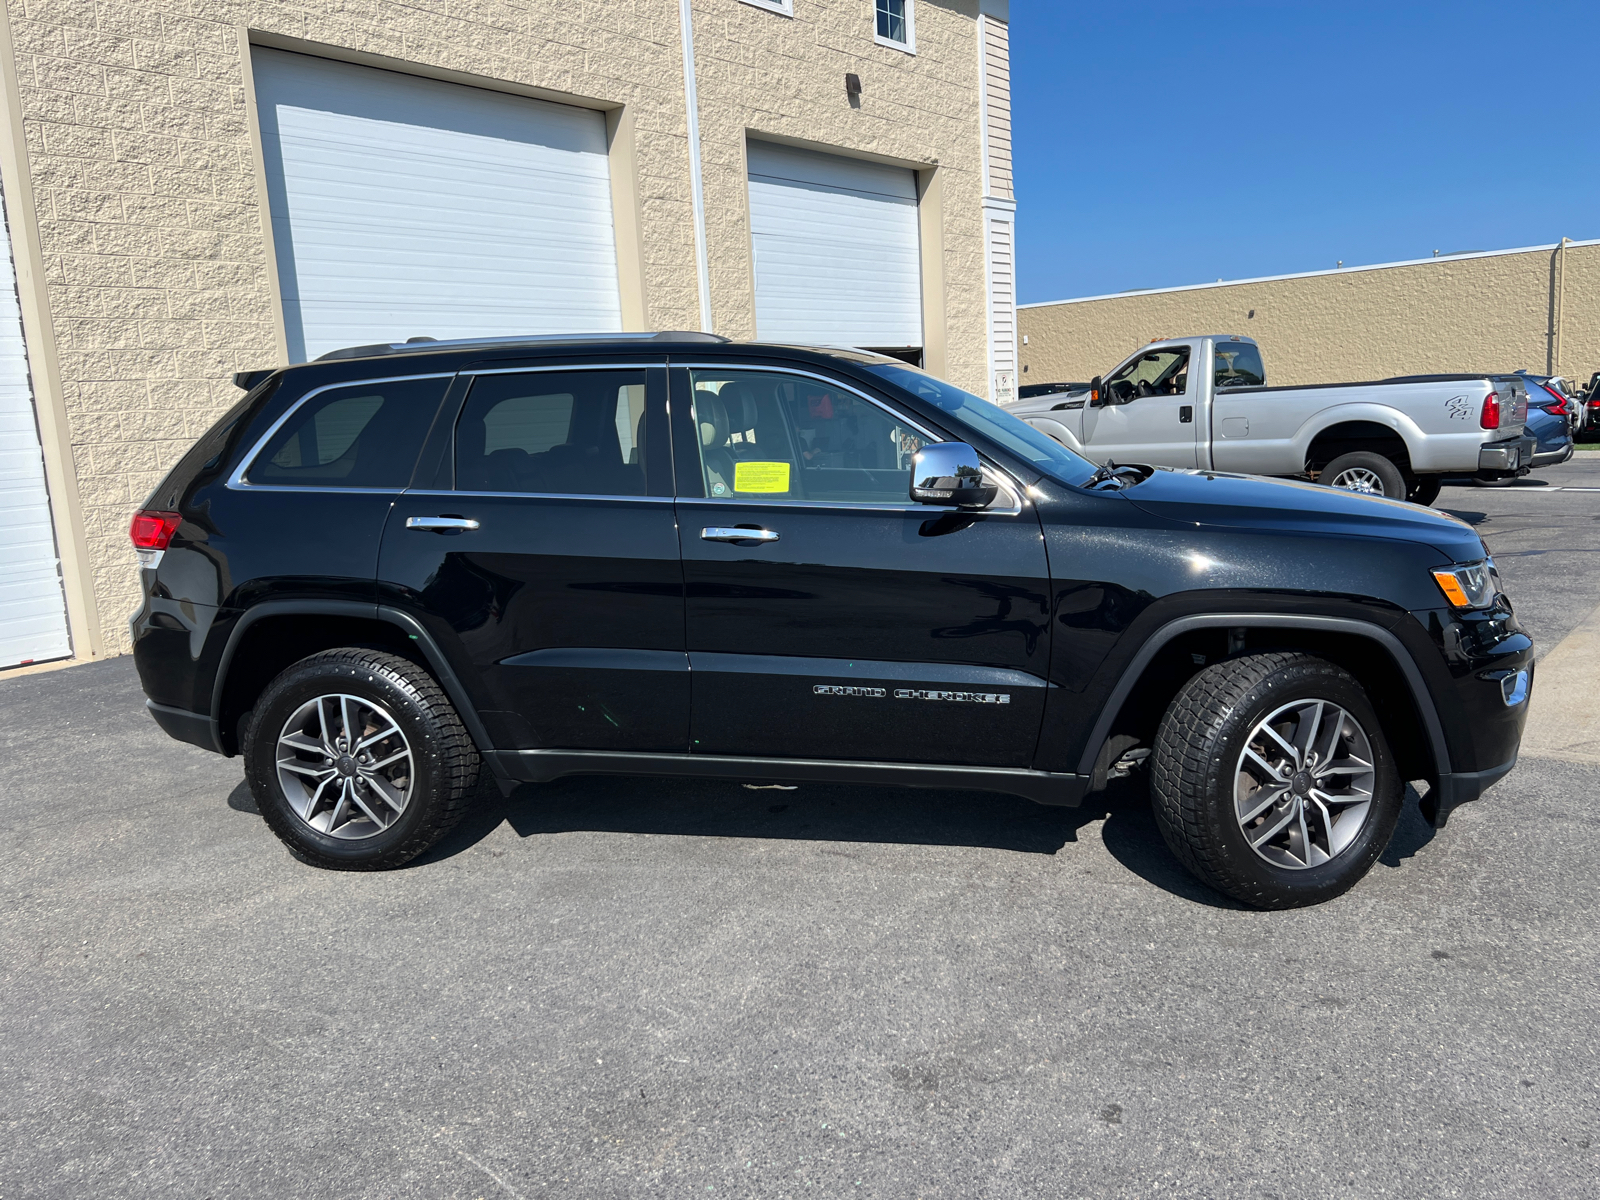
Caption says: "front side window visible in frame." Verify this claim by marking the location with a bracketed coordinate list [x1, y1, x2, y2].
[875, 0, 914, 49]
[690, 369, 926, 504]
[247, 377, 446, 488]
[1214, 342, 1266, 390]
[455, 370, 652, 496]
[1104, 348, 1190, 403]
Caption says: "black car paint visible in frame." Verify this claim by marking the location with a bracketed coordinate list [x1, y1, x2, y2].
[131, 339, 1532, 827]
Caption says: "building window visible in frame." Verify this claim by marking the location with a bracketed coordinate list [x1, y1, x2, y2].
[875, 0, 915, 52]
[738, 0, 794, 15]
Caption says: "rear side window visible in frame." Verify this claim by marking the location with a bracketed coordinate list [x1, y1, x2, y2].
[247, 377, 448, 488]
[1214, 343, 1265, 389]
[455, 370, 652, 496]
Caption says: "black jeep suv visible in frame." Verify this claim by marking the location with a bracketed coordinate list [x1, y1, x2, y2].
[131, 333, 1532, 907]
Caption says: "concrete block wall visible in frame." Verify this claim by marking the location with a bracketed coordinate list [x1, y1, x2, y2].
[4, 0, 992, 656]
[1019, 241, 1600, 389]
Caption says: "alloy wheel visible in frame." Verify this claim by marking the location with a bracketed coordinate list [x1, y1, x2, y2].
[1233, 698, 1376, 870]
[275, 693, 414, 840]
[1329, 466, 1386, 495]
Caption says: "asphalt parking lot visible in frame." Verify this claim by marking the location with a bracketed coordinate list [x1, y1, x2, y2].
[3, 459, 1598, 1200]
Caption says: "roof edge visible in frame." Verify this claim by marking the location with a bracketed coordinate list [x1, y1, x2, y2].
[1019, 237, 1600, 310]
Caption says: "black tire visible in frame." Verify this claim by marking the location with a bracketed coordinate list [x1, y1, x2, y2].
[1407, 475, 1442, 506]
[1150, 652, 1403, 909]
[244, 648, 481, 870]
[1319, 451, 1407, 499]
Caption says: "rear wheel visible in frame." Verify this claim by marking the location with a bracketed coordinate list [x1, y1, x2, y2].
[1320, 451, 1407, 499]
[244, 648, 481, 870]
[1150, 652, 1403, 909]
[1407, 475, 1442, 506]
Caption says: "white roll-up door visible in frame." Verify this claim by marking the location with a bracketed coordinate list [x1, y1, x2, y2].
[253, 48, 622, 362]
[0, 183, 70, 670]
[747, 141, 922, 351]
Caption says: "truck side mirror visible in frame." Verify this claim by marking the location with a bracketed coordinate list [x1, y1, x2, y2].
[910, 443, 999, 509]
[1088, 376, 1104, 407]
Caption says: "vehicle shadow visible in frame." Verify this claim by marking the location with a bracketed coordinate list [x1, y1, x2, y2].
[409, 769, 1240, 907]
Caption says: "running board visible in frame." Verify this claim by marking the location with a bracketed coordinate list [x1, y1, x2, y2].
[488, 749, 1088, 807]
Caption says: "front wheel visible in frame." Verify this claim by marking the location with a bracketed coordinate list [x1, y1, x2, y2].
[1320, 451, 1407, 499]
[1150, 652, 1403, 909]
[244, 648, 482, 870]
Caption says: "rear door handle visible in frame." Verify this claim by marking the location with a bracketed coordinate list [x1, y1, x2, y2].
[405, 516, 480, 532]
[701, 526, 779, 543]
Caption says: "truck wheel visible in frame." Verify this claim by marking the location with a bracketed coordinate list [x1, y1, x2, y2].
[244, 648, 482, 870]
[1407, 476, 1442, 506]
[1320, 451, 1407, 498]
[1150, 652, 1403, 909]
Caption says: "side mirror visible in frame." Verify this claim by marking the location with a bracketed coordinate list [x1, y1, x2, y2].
[1088, 376, 1104, 407]
[910, 442, 999, 508]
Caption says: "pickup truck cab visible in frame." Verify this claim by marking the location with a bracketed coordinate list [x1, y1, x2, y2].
[130, 333, 1531, 909]
[1008, 335, 1533, 505]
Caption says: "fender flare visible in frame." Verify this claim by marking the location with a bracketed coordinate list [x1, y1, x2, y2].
[1296, 405, 1427, 470]
[1074, 612, 1452, 780]
[208, 599, 497, 758]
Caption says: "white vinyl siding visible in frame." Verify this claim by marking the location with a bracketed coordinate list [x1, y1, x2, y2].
[0, 182, 70, 670]
[746, 141, 922, 350]
[986, 213, 1017, 396]
[980, 16, 1012, 201]
[252, 48, 622, 363]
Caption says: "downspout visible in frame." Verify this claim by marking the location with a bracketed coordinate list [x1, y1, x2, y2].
[1551, 236, 1569, 376]
[678, 0, 714, 333]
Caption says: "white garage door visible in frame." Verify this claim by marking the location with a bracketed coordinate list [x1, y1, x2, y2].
[747, 141, 922, 351]
[0, 185, 70, 670]
[253, 48, 623, 362]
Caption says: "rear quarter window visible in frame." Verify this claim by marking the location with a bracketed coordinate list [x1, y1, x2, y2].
[246, 377, 449, 488]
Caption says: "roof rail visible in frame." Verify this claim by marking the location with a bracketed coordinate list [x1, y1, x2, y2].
[314, 330, 729, 362]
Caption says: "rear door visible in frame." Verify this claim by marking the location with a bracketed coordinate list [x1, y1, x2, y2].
[377, 360, 686, 753]
[671, 361, 1052, 768]
[1082, 343, 1199, 467]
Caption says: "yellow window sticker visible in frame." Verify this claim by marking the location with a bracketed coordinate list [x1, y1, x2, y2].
[734, 461, 791, 493]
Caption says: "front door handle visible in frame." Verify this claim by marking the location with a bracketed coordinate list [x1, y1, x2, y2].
[405, 516, 480, 532]
[702, 526, 779, 543]
[1179, 405, 1193, 423]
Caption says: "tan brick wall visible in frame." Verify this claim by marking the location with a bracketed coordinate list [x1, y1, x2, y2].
[6, 0, 991, 655]
[1019, 242, 1600, 390]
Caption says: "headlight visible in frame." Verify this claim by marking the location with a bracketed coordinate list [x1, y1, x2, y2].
[1431, 559, 1500, 609]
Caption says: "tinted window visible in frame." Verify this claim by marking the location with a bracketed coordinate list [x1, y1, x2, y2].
[861, 363, 1097, 487]
[1214, 343, 1265, 389]
[456, 370, 650, 496]
[690, 369, 926, 503]
[247, 377, 446, 487]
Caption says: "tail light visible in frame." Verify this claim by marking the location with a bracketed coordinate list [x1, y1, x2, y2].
[130, 509, 181, 568]
[1480, 392, 1501, 429]
[1539, 383, 1569, 415]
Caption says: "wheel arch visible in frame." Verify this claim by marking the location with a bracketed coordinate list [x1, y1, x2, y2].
[1076, 613, 1450, 789]
[1303, 419, 1420, 476]
[209, 601, 494, 759]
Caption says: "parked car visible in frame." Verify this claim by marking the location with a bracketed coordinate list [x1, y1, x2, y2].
[1006, 336, 1533, 506]
[1514, 372, 1581, 458]
[131, 332, 1531, 909]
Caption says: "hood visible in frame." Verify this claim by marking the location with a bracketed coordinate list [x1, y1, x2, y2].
[1122, 468, 1486, 562]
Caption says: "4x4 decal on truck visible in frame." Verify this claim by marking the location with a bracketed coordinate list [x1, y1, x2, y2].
[1446, 395, 1472, 420]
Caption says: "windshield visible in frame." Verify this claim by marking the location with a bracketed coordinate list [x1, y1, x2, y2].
[863, 363, 1097, 486]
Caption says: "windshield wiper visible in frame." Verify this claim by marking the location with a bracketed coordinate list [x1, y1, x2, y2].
[1084, 460, 1150, 491]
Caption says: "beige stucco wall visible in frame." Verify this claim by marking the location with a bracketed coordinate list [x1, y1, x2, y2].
[1019, 241, 1600, 388]
[1, 0, 993, 657]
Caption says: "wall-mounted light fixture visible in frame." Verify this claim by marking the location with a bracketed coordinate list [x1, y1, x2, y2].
[845, 73, 862, 99]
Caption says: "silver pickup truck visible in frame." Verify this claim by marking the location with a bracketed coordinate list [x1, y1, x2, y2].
[1006, 335, 1532, 505]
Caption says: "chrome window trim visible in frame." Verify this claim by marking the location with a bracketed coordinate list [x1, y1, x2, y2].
[227, 372, 455, 490]
[677, 496, 961, 515]
[460, 362, 667, 377]
[674, 361, 1025, 516]
[403, 489, 674, 505]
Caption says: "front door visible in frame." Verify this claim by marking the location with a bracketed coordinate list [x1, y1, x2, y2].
[377, 362, 687, 753]
[671, 364, 1053, 768]
[1082, 343, 1199, 467]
